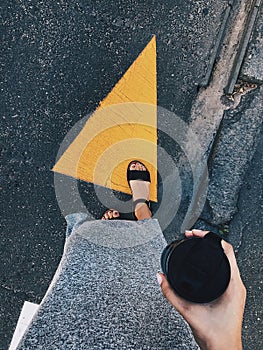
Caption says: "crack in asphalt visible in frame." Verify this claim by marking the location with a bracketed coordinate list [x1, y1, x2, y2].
[0, 282, 41, 301]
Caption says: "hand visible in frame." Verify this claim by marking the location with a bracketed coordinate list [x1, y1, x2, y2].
[157, 229, 246, 350]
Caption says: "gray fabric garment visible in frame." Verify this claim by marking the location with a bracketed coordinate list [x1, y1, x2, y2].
[17, 214, 199, 350]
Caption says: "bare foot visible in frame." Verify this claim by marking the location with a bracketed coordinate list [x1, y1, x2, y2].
[101, 209, 120, 220]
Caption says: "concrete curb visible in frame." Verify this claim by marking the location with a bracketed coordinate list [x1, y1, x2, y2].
[200, 2, 232, 87]
[225, 0, 262, 93]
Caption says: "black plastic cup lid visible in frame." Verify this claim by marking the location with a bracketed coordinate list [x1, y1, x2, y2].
[161, 232, 231, 303]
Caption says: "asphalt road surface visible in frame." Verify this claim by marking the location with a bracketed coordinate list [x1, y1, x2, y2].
[1, 0, 229, 348]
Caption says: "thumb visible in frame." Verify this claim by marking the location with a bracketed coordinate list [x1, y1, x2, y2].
[156, 273, 186, 314]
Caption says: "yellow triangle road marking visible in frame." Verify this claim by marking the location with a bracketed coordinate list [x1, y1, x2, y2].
[52, 36, 157, 202]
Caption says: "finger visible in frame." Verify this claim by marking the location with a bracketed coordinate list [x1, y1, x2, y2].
[192, 229, 210, 237]
[185, 230, 193, 237]
[221, 239, 233, 255]
[221, 240, 246, 299]
[157, 273, 187, 314]
[184, 229, 209, 238]
[221, 240, 240, 276]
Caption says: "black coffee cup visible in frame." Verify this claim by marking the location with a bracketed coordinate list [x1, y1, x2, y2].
[161, 232, 231, 303]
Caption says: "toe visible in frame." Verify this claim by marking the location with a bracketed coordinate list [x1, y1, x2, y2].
[130, 162, 137, 170]
[102, 209, 119, 220]
[107, 210, 113, 219]
[137, 162, 144, 171]
[103, 212, 109, 220]
[137, 162, 143, 170]
[129, 161, 147, 171]
[112, 210, 120, 218]
[102, 210, 112, 220]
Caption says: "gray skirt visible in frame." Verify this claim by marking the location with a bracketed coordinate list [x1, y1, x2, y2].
[17, 213, 198, 350]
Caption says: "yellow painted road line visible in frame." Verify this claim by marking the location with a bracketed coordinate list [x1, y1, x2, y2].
[53, 36, 157, 202]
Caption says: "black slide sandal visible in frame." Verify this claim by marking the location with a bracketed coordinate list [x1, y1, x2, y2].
[101, 161, 151, 221]
[127, 160, 151, 214]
